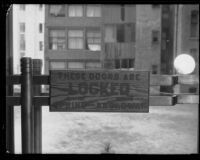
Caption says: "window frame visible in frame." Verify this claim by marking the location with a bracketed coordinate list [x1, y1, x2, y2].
[68, 29, 84, 50]
[67, 61, 85, 69]
[49, 29, 66, 51]
[86, 28, 101, 51]
[50, 61, 67, 70]
[49, 5, 65, 17]
[68, 5, 83, 17]
[86, 5, 101, 17]
[190, 10, 199, 38]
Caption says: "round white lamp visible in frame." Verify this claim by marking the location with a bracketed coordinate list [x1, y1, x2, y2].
[174, 54, 195, 74]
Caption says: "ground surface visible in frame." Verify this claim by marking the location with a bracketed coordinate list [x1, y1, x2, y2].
[14, 104, 198, 154]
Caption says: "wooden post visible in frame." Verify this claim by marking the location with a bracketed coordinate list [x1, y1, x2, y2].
[32, 59, 42, 153]
[21, 57, 33, 153]
[6, 6, 14, 153]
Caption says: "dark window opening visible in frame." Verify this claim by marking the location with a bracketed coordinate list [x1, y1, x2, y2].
[115, 59, 134, 69]
[39, 41, 43, 51]
[129, 59, 134, 68]
[152, 30, 159, 44]
[152, 5, 160, 8]
[152, 65, 158, 74]
[117, 24, 125, 42]
[39, 23, 43, 33]
[191, 10, 198, 24]
[115, 59, 120, 69]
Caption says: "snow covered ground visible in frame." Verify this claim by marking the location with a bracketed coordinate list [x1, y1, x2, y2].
[14, 104, 198, 154]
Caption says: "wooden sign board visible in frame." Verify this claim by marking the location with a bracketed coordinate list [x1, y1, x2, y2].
[50, 70, 149, 112]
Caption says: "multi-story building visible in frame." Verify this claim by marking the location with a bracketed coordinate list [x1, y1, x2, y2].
[173, 4, 199, 93]
[44, 4, 199, 77]
[44, 4, 154, 74]
[175, 4, 199, 75]
[12, 4, 45, 74]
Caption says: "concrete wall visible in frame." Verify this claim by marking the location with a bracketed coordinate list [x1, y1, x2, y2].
[135, 5, 161, 73]
[177, 5, 199, 75]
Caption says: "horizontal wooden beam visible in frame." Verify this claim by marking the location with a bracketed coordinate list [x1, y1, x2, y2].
[6, 75, 50, 85]
[150, 75, 178, 86]
[6, 96, 49, 106]
[178, 75, 199, 85]
[7, 74, 182, 86]
[7, 95, 178, 107]
[177, 95, 199, 104]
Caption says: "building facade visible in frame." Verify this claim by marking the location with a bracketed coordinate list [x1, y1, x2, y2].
[44, 4, 199, 76]
[175, 4, 199, 75]
[174, 4, 199, 93]
[13, 4, 45, 74]
[44, 4, 149, 74]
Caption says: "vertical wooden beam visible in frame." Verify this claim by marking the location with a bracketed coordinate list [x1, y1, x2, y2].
[33, 59, 42, 153]
[6, 5, 14, 153]
[21, 57, 33, 153]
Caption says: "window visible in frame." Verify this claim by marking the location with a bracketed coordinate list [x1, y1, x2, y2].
[152, 65, 158, 74]
[50, 62, 66, 70]
[86, 5, 101, 17]
[121, 5, 125, 21]
[20, 34, 25, 51]
[115, 59, 120, 69]
[117, 24, 125, 42]
[39, 41, 43, 51]
[191, 10, 198, 24]
[19, 5, 25, 10]
[86, 30, 101, 51]
[68, 5, 83, 17]
[49, 29, 66, 50]
[116, 23, 135, 42]
[115, 59, 134, 69]
[191, 10, 198, 37]
[86, 62, 101, 69]
[20, 52, 25, 57]
[68, 30, 83, 49]
[39, 4, 43, 10]
[152, 5, 160, 8]
[105, 25, 116, 43]
[68, 62, 85, 69]
[19, 23, 25, 33]
[39, 23, 43, 33]
[152, 30, 159, 43]
[49, 5, 65, 17]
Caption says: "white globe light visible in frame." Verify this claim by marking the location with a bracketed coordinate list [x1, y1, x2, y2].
[174, 54, 195, 74]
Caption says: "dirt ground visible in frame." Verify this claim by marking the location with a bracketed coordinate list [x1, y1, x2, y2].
[14, 104, 198, 154]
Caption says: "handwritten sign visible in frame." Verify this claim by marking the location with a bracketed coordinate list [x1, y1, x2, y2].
[50, 70, 149, 112]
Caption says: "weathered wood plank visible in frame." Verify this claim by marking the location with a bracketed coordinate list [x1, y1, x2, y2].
[6, 75, 50, 85]
[177, 95, 199, 104]
[178, 75, 199, 85]
[150, 75, 178, 86]
[149, 95, 177, 106]
[6, 96, 49, 106]
[50, 70, 149, 112]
